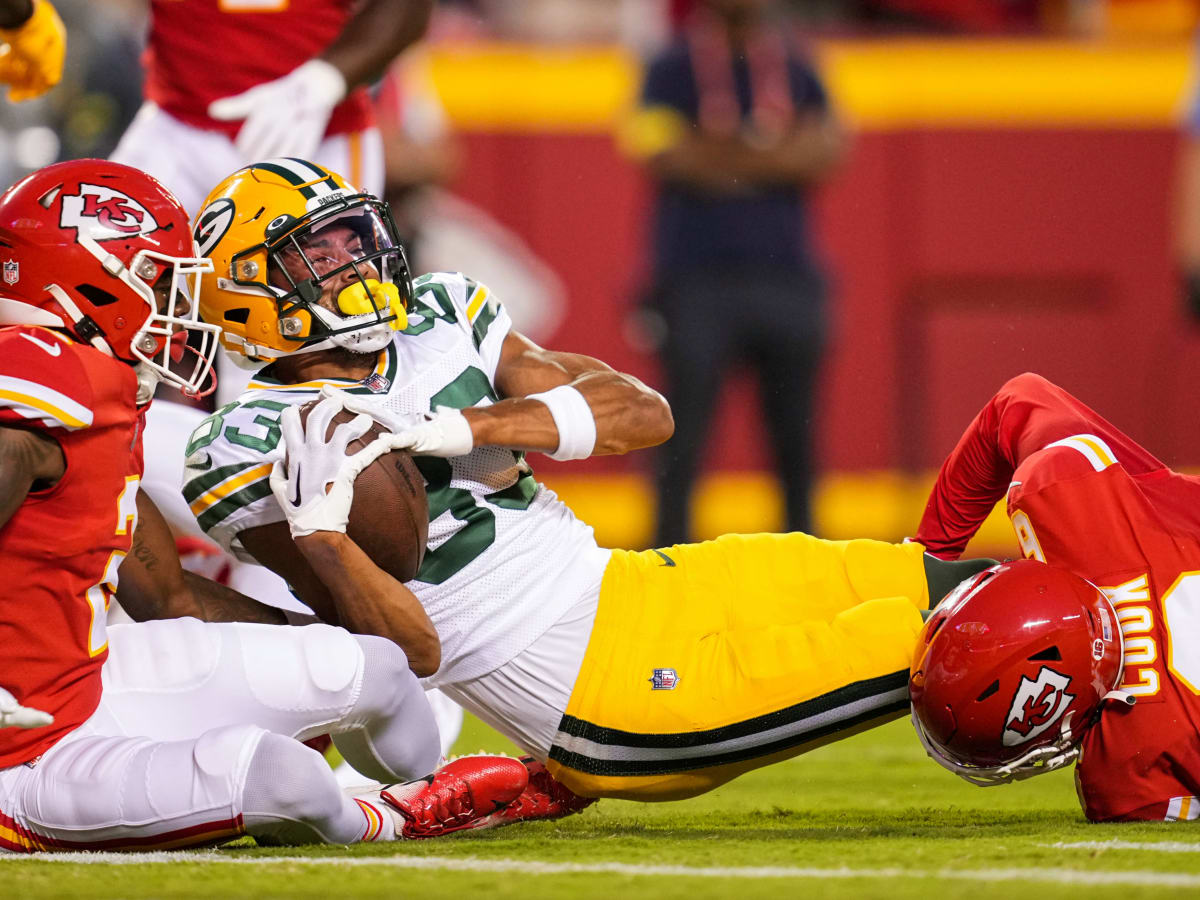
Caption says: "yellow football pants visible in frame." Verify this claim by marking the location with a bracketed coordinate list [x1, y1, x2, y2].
[546, 533, 929, 800]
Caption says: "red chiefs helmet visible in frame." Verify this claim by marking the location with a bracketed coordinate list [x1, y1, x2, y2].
[909, 559, 1127, 786]
[0, 159, 219, 398]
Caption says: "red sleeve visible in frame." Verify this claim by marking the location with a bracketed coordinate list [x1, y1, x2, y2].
[0, 327, 95, 433]
[914, 373, 1166, 558]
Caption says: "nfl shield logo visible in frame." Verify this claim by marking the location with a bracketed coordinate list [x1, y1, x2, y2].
[361, 373, 391, 393]
[3, 260, 17, 285]
[649, 668, 679, 690]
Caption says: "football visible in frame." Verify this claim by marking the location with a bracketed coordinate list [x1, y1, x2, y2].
[296, 400, 429, 583]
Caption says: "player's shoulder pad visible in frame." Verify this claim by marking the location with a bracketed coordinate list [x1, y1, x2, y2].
[0, 325, 96, 431]
[411, 271, 503, 345]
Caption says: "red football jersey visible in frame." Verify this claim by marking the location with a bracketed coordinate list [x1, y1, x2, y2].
[143, 0, 373, 139]
[0, 326, 145, 767]
[915, 372, 1200, 821]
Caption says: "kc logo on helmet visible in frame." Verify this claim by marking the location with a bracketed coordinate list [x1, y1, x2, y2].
[60, 184, 159, 241]
[1002, 665, 1075, 747]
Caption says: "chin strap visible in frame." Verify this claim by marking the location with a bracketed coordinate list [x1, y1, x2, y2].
[134, 362, 160, 405]
[1102, 689, 1137, 708]
[44, 284, 116, 358]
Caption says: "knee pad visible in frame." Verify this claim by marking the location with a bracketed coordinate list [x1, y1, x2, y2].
[194, 723, 268, 782]
[142, 725, 265, 822]
[241, 623, 364, 713]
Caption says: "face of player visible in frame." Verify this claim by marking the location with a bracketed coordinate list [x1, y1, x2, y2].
[272, 223, 381, 315]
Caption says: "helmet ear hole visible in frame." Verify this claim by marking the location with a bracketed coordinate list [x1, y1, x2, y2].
[1028, 646, 1062, 662]
[76, 284, 121, 307]
[223, 307, 250, 324]
[975, 680, 1000, 702]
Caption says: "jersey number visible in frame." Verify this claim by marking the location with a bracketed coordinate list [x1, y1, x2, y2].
[1014, 516, 1200, 697]
[85, 476, 140, 657]
[414, 367, 536, 584]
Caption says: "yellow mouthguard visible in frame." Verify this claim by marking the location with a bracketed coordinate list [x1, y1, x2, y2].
[336, 279, 407, 330]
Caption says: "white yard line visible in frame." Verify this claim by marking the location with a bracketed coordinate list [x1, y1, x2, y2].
[4, 852, 1200, 886]
[1050, 840, 1200, 854]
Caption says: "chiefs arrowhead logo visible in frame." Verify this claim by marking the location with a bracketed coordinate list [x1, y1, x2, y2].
[60, 184, 159, 241]
[1001, 665, 1075, 747]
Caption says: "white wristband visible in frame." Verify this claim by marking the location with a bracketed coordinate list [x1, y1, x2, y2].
[527, 384, 597, 461]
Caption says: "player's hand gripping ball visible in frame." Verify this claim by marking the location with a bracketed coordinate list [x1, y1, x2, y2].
[276, 396, 429, 583]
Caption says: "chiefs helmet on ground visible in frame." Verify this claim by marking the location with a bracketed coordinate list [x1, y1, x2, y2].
[193, 157, 412, 364]
[909, 559, 1127, 786]
[0, 159, 218, 399]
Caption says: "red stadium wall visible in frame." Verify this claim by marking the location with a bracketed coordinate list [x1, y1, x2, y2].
[428, 40, 1199, 545]
[452, 127, 1189, 471]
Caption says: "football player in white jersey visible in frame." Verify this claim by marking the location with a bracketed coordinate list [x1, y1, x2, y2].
[188, 159, 980, 814]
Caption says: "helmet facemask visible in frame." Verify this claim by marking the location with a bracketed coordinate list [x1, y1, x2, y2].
[911, 701, 1086, 787]
[67, 228, 219, 400]
[230, 195, 412, 358]
[125, 248, 220, 399]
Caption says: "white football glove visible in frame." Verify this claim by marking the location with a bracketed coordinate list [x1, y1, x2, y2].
[0, 687, 52, 729]
[269, 395, 393, 538]
[208, 58, 347, 163]
[339, 390, 475, 458]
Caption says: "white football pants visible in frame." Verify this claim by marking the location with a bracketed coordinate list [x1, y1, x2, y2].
[110, 102, 384, 220]
[0, 619, 439, 851]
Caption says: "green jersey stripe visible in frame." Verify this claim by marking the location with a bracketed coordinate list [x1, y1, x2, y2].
[182, 461, 260, 505]
[196, 478, 275, 534]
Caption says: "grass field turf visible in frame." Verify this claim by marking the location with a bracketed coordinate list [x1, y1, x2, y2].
[8, 716, 1200, 899]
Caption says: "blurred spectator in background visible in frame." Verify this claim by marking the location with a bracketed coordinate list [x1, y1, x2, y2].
[625, 0, 844, 545]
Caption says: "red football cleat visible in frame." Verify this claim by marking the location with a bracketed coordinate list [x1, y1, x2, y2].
[380, 755, 528, 839]
[479, 757, 597, 828]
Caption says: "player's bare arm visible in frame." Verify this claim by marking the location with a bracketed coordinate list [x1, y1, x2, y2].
[117, 492, 287, 625]
[248, 400, 441, 674]
[238, 520, 441, 677]
[0, 423, 62, 528]
[320, 0, 433, 90]
[468, 330, 674, 457]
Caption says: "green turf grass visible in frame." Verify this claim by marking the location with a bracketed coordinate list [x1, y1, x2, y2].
[8, 717, 1200, 899]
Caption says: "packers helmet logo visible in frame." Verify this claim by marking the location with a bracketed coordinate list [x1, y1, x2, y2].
[195, 197, 236, 257]
[61, 184, 159, 241]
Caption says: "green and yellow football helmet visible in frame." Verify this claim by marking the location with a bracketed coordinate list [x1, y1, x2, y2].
[193, 158, 412, 363]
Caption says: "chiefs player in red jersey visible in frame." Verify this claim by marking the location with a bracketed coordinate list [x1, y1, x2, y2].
[112, 0, 432, 217]
[0, 158, 528, 851]
[909, 372, 1200, 822]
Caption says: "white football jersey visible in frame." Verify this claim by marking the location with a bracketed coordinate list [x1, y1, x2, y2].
[182, 272, 610, 685]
